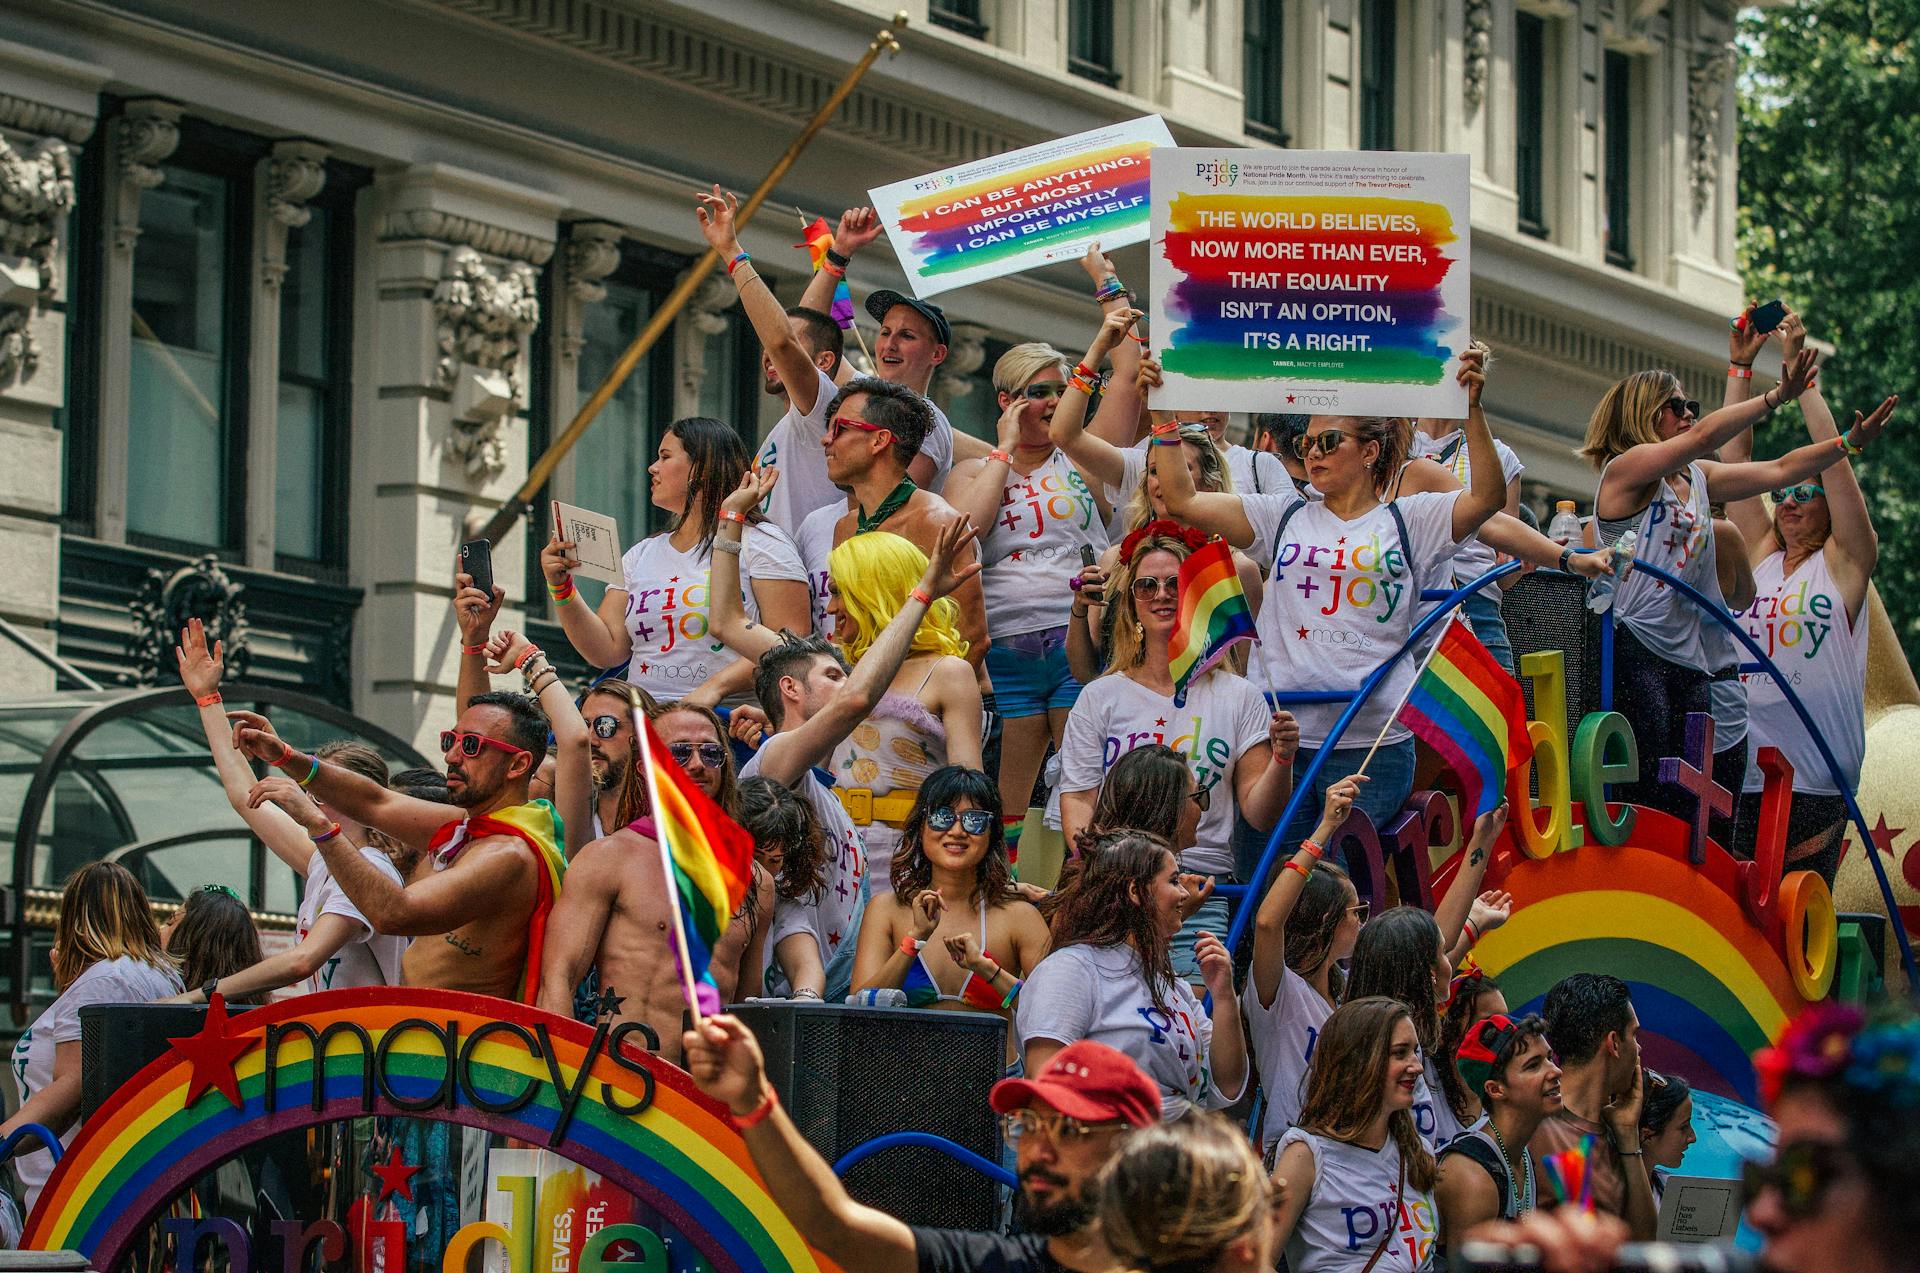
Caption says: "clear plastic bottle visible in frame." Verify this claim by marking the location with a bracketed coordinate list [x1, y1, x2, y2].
[1586, 528, 1638, 614]
[1548, 500, 1581, 548]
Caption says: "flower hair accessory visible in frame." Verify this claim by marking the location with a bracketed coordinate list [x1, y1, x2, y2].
[1753, 1001, 1920, 1108]
[1119, 519, 1209, 565]
[1441, 954, 1487, 1012]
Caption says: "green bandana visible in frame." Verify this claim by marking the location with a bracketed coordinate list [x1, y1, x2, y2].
[855, 477, 917, 535]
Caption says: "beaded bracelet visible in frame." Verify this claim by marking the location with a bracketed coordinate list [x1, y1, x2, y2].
[514, 645, 544, 673]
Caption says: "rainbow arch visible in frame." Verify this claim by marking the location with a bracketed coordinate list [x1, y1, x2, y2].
[21, 988, 835, 1273]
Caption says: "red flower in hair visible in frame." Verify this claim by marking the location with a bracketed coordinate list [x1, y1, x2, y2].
[1119, 519, 1209, 565]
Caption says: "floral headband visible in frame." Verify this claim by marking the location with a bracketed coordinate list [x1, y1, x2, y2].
[1753, 1001, 1920, 1108]
[1118, 519, 1209, 566]
[1441, 955, 1488, 1013]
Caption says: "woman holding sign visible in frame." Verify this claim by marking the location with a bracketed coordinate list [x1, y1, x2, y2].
[1157, 349, 1506, 857]
[542, 416, 812, 707]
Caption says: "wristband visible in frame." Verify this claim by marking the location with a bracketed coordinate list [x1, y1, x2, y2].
[311, 822, 342, 845]
[1000, 978, 1024, 1009]
[298, 752, 322, 788]
[988, 449, 1013, 465]
[1838, 432, 1866, 456]
[461, 643, 488, 656]
[275, 740, 298, 769]
[1558, 547, 1575, 573]
[712, 538, 743, 556]
[1150, 433, 1184, 446]
[1283, 860, 1313, 880]
[731, 1086, 779, 1131]
[1073, 362, 1097, 379]
[726, 251, 751, 276]
[1068, 375, 1099, 397]
[1727, 364, 1753, 379]
[1274, 753, 1294, 767]
[1300, 839, 1326, 860]
[720, 509, 750, 526]
[910, 587, 933, 607]
[791, 987, 821, 1000]
[513, 645, 543, 673]
[1463, 919, 1481, 945]
[195, 692, 223, 708]
[820, 259, 846, 279]
[546, 576, 576, 604]
[900, 934, 925, 956]
[824, 247, 851, 270]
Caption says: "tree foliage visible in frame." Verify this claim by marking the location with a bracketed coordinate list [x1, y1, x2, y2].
[1739, 0, 1920, 658]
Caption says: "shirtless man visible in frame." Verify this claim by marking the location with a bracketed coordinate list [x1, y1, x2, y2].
[233, 692, 566, 1001]
[537, 702, 774, 1061]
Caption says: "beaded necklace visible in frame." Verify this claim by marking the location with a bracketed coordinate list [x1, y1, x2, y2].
[1487, 1119, 1535, 1217]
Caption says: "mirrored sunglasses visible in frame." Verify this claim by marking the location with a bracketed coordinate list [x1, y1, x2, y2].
[440, 730, 529, 758]
[668, 741, 728, 769]
[588, 714, 625, 740]
[927, 806, 993, 835]
[1771, 483, 1824, 505]
[1292, 429, 1350, 459]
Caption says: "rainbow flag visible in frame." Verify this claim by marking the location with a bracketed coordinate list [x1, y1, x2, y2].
[1169, 537, 1257, 707]
[1398, 619, 1534, 821]
[639, 719, 756, 985]
[796, 215, 856, 330]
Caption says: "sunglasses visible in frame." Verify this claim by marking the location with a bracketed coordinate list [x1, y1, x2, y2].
[1740, 1141, 1851, 1220]
[927, 806, 994, 835]
[588, 714, 626, 740]
[1292, 429, 1350, 460]
[1000, 1108, 1129, 1146]
[1772, 483, 1825, 505]
[1662, 396, 1702, 420]
[440, 730, 529, 759]
[668, 741, 728, 769]
[1349, 900, 1372, 924]
[1130, 574, 1181, 600]
[826, 415, 894, 444]
[1022, 382, 1065, 401]
[1187, 783, 1212, 813]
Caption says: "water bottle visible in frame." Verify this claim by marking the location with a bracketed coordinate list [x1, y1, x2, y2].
[846, 988, 907, 1007]
[1586, 528, 1637, 614]
[1547, 500, 1581, 547]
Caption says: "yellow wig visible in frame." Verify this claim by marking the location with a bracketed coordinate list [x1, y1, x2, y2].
[827, 531, 970, 664]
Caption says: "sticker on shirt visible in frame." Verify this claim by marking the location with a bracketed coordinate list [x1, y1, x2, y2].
[995, 468, 1100, 549]
[1273, 529, 1413, 642]
[1739, 578, 1837, 663]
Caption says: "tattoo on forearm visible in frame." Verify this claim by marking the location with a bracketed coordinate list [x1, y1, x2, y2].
[1469, 846, 1485, 866]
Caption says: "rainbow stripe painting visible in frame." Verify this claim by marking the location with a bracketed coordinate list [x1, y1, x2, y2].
[868, 115, 1176, 297]
[1148, 149, 1472, 417]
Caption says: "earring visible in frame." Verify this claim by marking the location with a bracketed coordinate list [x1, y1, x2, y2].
[1134, 621, 1145, 643]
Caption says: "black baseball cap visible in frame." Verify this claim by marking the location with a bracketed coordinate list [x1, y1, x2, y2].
[865, 290, 952, 347]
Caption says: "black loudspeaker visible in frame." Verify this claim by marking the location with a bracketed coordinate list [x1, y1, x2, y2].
[80, 1003, 252, 1120]
[1501, 570, 1603, 728]
[730, 1002, 1007, 1231]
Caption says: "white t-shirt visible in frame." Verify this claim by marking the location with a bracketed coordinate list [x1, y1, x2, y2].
[298, 848, 409, 993]
[1017, 943, 1242, 1120]
[1057, 670, 1271, 876]
[1277, 1127, 1438, 1272]
[1103, 440, 1291, 537]
[753, 368, 842, 536]
[742, 750, 865, 996]
[978, 450, 1107, 637]
[1244, 963, 1334, 1148]
[1409, 429, 1524, 599]
[1242, 490, 1463, 748]
[619, 524, 808, 702]
[795, 501, 844, 637]
[10, 956, 182, 1211]
[1740, 548, 1868, 795]
[1419, 1056, 1461, 1148]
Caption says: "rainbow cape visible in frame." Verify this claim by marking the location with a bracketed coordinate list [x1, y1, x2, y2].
[1398, 618, 1534, 821]
[796, 215, 856, 330]
[1169, 537, 1257, 707]
[639, 719, 756, 986]
[426, 799, 567, 1004]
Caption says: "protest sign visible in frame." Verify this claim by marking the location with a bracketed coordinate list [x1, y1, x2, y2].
[1148, 148, 1471, 416]
[552, 500, 623, 585]
[869, 115, 1175, 297]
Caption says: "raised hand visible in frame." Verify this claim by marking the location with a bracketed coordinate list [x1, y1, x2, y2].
[833, 206, 884, 255]
[1470, 801, 1510, 852]
[920, 516, 983, 601]
[694, 185, 741, 255]
[728, 704, 771, 751]
[681, 1015, 772, 1118]
[1268, 710, 1300, 764]
[1775, 346, 1819, 402]
[1089, 306, 1143, 362]
[1457, 343, 1488, 407]
[1729, 301, 1772, 367]
[1135, 355, 1165, 396]
[541, 535, 581, 588]
[228, 709, 287, 765]
[1079, 241, 1118, 284]
[1846, 395, 1899, 447]
[485, 628, 534, 676]
[454, 561, 504, 646]
[175, 617, 224, 699]
[723, 466, 779, 518]
[910, 888, 947, 941]
[1179, 873, 1217, 920]
[1469, 888, 1513, 936]
[1322, 774, 1366, 827]
[1776, 307, 1806, 368]
[246, 774, 330, 834]
[1195, 931, 1234, 1000]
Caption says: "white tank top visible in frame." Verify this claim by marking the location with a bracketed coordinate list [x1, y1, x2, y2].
[1277, 1127, 1437, 1272]
[1739, 547, 1867, 796]
[1595, 459, 1715, 670]
[977, 449, 1107, 637]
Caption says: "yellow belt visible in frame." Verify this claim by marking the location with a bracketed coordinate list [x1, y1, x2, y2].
[834, 787, 918, 827]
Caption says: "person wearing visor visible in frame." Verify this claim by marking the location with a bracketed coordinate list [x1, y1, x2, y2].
[682, 1012, 1158, 1273]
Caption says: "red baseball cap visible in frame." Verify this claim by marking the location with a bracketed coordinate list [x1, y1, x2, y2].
[989, 1040, 1160, 1129]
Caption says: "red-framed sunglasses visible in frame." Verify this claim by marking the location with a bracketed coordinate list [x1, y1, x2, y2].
[440, 730, 529, 758]
[825, 416, 894, 444]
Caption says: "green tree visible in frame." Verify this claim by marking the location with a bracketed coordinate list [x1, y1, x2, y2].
[1739, 0, 1920, 659]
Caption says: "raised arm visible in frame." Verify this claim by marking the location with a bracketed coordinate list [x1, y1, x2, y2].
[536, 835, 620, 1018]
[231, 712, 452, 850]
[942, 399, 1026, 536]
[1448, 347, 1506, 543]
[707, 469, 788, 664]
[1046, 307, 1144, 494]
[1603, 348, 1818, 506]
[1433, 805, 1506, 951]
[1249, 777, 1361, 1005]
[800, 206, 884, 325]
[699, 187, 833, 415]
[175, 619, 316, 875]
[541, 531, 632, 670]
[1701, 395, 1896, 503]
[453, 563, 504, 714]
[1144, 362, 1261, 547]
[1082, 246, 1148, 448]
[487, 629, 593, 857]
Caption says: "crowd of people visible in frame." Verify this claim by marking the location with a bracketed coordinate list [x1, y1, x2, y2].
[0, 187, 1906, 1271]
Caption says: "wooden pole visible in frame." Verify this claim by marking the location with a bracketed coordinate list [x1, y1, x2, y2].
[472, 13, 908, 545]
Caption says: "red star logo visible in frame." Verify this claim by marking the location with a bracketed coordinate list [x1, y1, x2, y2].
[1155, 718, 1167, 727]
[1286, 394, 1296, 404]
[1296, 626, 1309, 640]
[1337, 537, 1347, 545]
[638, 663, 650, 674]
[1009, 551, 1022, 561]
[828, 929, 843, 947]
[166, 993, 251, 1109]
[372, 1145, 420, 1205]
[669, 576, 680, 584]
[1870, 815, 1906, 857]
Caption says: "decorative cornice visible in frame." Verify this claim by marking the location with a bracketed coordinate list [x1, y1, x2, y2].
[380, 207, 555, 265]
[112, 99, 181, 192]
[563, 221, 623, 304]
[0, 92, 95, 145]
[265, 139, 329, 228]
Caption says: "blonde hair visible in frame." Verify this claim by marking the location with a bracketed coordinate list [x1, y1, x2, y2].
[1125, 426, 1233, 532]
[51, 861, 172, 990]
[1095, 1112, 1271, 1272]
[991, 341, 1069, 396]
[827, 531, 969, 664]
[1580, 370, 1684, 468]
[1105, 532, 1196, 674]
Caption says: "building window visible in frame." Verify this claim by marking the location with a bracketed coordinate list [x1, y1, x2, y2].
[929, 0, 988, 39]
[1359, 0, 1397, 150]
[1604, 51, 1634, 267]
[1515, 12, 1549, 238]
[1244, 0, 1288, 144]
[275, 193, 354, 569]
[127, 160, 243, 550]
[1069, 0, 1121, 87]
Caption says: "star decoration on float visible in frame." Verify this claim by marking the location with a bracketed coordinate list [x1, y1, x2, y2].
[1869, 815, 1906, 857]
[166, 993, 252, 1109]
[372, 1145, 420, 1204]
[593, 986, 627, 1021]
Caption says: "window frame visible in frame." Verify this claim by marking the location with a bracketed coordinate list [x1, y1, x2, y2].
[1603, 49, 1635, 268]
[1514, 11, 1551, 240]
[1068, 0, 1122, 88]
[928, 0, 989, 39]
[1358, 0, 1398, 151]
[1244, 0, 1290, 145]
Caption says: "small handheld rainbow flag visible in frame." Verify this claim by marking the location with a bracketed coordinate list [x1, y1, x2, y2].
[634, 716, 756, 1011]
[796, 215, 856, 331]
[1397, 618, 1533, 821]
[1540, 1133, 1596, 1211]
[1169, 537, 1257, 707]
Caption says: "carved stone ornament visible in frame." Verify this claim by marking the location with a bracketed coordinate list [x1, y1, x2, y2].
[265, 141, 328, 229]
[1464, 0, 1493, 110]
[1688, 48, 1735, 220]
[563, 222, 623, 305]
[433, 245, 540, 476]
[110, 100, 182, 256]
[0, 133, 74, 383]
[126, 555, 252, 687]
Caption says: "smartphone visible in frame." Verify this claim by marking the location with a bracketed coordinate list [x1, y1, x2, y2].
[1747, 299, 1788, 334]
[1080, 544, 1098, 569]
[459, 538, 494, 597]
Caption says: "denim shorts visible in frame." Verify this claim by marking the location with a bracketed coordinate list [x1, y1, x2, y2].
[985, 631, 1082, 719]
[1170, 893, 1232, 982]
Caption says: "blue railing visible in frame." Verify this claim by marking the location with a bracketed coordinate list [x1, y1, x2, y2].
[0, 1123, 62, 1165]
[832, 1131, 1017, 1188]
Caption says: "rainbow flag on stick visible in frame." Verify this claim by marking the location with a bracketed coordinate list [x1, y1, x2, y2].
[796, 215, 856, 330]
[1396, 618, 1534, 820]
[1169, 537, 1257, 707]
[633, 712, 756, 1020]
